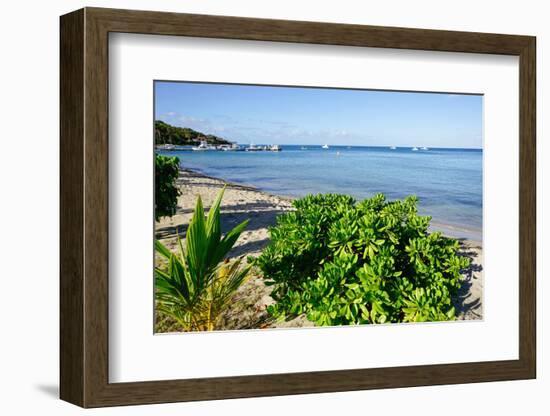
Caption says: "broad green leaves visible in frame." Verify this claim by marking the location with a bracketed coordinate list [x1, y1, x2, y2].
[155, 155, 180, 220]
[256, 193, 469, 326]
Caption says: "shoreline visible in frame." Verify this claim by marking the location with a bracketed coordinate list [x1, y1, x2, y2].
[180, 167, 482, 243]
[155, 167, 483, 330]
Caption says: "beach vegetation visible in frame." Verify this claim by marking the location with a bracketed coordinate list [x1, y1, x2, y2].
[155, 188, 251, 331]
[256, 193, 469, 326]
[155, 154, 180, 220]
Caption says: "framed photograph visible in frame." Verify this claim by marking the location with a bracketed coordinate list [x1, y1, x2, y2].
[60, 7, 536, 408]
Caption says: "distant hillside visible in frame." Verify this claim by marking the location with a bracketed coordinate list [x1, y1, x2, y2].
[154, 120, 232, 146]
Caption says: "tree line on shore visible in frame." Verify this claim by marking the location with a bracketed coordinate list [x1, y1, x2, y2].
[155, 120, 232, 146]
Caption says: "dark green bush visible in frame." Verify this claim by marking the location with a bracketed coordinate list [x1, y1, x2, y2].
[155, 154, 180, 220]
[255, 193, 469, 326]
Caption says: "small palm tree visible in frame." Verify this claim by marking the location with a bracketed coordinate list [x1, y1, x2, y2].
[155, 187, 250, 331]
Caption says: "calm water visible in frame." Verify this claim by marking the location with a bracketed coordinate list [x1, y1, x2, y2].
[159, 145, 482, 240]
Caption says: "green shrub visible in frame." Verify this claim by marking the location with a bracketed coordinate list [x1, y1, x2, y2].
[255, 193, 469, 326]
[155, 154, 180, 220]
[155, 187, 251, 331]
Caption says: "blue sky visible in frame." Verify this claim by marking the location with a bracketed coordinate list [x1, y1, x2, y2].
[155, 81, 483, 148]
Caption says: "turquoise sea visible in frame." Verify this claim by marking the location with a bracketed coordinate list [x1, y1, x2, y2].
[158, 145, 482, 241]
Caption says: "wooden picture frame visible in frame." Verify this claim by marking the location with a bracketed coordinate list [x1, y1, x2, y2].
[60, 7, 536, 408]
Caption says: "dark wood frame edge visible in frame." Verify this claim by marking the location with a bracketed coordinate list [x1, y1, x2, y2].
[60, 7, 536, 408]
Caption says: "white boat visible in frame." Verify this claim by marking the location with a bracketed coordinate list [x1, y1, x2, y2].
[389, 146, 397, 150]
[412, 147, 419, 151]
[156, 144, 176, 151]
[222, 143, 242, 151]
[270, 144, 282, 152]
[420, 146, 429, 150]
[245, 143, 261, 152]
[301, 146, 308, 150]
[322, 144, 329, 149]
[192, 140, 216, 151]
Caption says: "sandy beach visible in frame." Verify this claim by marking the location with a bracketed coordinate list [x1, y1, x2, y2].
[155, 168, 484, 331]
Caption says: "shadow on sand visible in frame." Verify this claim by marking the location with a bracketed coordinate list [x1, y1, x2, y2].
[453, 239, 483, 319]
[155, 203, 291, 242]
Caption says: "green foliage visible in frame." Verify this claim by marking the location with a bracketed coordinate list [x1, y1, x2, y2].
[155, 188, 251, 331]
[155, 120, 231, 146]
[155, 154, 180, 220]
[255, 193, 469, 326]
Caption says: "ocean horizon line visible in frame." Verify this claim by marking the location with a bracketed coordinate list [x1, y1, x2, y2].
[167, 143, 483, 151]
[237, 144, 483, 150]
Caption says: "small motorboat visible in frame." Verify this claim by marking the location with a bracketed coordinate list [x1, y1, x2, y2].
[192, 141, 216, 151]
[156, 144, 176, 151]
[221, 143, 242, 151]
[245, 143, 261, 152]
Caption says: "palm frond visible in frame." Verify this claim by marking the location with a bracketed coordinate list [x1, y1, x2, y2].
[154, 188, 250, 331]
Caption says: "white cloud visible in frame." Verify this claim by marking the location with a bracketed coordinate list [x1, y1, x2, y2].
[178, 115, 205, 124]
